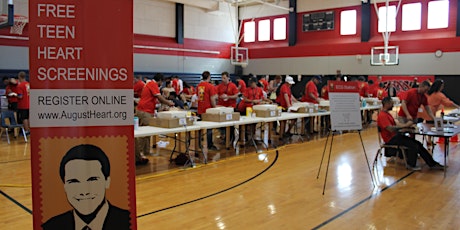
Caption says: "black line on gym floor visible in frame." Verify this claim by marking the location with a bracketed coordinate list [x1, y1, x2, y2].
[0, 189, 33, 214]
[311, 171, 415, 229]
[137, 150, 279, 218]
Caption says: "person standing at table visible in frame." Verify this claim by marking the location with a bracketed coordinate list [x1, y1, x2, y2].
[419, 79, 460, 125]
[268, 75, 282, 102]
[217, 72, 239, 108]
[302, 75, 322, 133]
[377, 97, 444, 171]
[136, 73, 174, 165]
[301, 75, 322, 104]
[276, 76, 297, 138]
[238, 77, 270, 113]
[17, 71, 30, 135]
[398, 80, 435, 123]
[258, 75, 269, 93]
[197, 71, 219, 151]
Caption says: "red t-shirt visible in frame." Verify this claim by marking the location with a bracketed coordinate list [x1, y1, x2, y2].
[359, 82, 369, 97]
[276, 83, 292, 109]
[133, 80, 145, 98]
[17, 81, 30, 109]
[259, 79, 269, 92]
[301, 81, 318, 103]
[368, 84, 378, 97]
[137, 81, 161, 114]
[377, 110, 396, 143]
[238, 80, 246, 94]
[197, 81, 217, 114]
[237, 87, 264, 112]
[321, 85, 329, 100]
[397, 88, 427, 118]
[5, 84, 19, 103]
[217, 82, 239, 107]
[172, 79, 180, 94]
[374, 88, 387, 100]
[183, 86, 195, 96]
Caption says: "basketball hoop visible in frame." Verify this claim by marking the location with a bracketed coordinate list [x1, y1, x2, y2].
[10, 15, 28, 35]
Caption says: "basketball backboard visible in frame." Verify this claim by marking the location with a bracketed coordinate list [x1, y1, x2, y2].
[371, 46, 399, 66]
[230, 46, 249, 67]
[0, 0, 14, 29]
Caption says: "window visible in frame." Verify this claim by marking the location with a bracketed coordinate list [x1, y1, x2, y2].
[243, 21, 255, 43]
[340, 10, 357, 35]
[258, 19, 270, 41]
[428, 0, 449, 29]
[273, 18, 286, 40]
[402, 3, 421, 31]
[378, 5, 396, 33]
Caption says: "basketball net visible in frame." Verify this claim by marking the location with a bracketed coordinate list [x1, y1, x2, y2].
[10, 15, 28, 35]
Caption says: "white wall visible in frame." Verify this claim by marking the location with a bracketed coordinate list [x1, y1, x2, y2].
[243, 52, 460, 76]
[0, 46, 28, 70]
[184, 3, 237, 43]
[239, 1, 290, 20]
[134, 0, 176, 37]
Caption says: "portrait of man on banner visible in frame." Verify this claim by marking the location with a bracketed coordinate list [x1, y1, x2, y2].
[41, 144, 131, 230]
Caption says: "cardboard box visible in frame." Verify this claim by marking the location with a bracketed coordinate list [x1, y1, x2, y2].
[156, 110, 188, 119]
[254, 109, 281, 117]
[297, 107, 317, 113]
[206, 107, 234, 114]
[149, 117, 194, 128]
[201, 112, 240, 122]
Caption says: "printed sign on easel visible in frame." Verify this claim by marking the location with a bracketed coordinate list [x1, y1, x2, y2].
[328, 81, 362, 131]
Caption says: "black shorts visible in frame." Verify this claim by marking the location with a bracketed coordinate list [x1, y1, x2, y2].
[8, 102, 18, 111]
[17, 109, 29, 124]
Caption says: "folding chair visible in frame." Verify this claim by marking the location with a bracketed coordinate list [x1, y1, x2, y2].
[0, 110, 28, 144]
[373, 127, 409, 171]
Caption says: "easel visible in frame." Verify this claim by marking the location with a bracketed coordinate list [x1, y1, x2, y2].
[317, 129, 375, 195]
[316, 81, 375, 195]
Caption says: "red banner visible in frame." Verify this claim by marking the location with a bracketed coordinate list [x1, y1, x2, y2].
[368, 75, 435, 93]
[29, 1, 136, 229]
[327, 80, 359, 93]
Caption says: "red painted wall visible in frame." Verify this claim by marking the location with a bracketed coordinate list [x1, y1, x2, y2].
[242, 0, 460, 59]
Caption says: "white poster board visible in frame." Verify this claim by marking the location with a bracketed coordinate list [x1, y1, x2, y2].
[327, 81, 362, 131]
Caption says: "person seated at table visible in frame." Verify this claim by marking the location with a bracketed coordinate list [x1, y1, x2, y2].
[377, 97, 444, 171]
[275, 76, 298, 138]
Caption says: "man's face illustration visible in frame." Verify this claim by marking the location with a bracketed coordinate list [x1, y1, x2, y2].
[64, 160, 110, 215]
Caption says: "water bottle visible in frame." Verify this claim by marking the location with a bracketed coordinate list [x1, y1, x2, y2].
[134, 117, 139, 130]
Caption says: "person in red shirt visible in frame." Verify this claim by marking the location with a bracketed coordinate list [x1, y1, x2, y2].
[136, 73, 174, 165]
[238, 77, 270, 113]
[358, 76, 369, 97]
[371, 83, 387, 100]
[16, 72, 30, 133]
[5, 77, 19, 111]
[217, 72, 239, 108]
[258, 76, 269, 93]
[301, 75, 321, 104]
[198, 71, 219, 150]
[368, 80, 378, 97]
[276, 76, 297, 138]
[171, 76, 183, 94]
[377, 97, 443, 170]
[133, 75, 145, 99]
[236, 76, 246, 95]
[398, 81, 434, 123]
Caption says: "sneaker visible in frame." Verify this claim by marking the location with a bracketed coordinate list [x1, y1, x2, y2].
[430, 163, 446, 170]
[406, 165, 422, 171]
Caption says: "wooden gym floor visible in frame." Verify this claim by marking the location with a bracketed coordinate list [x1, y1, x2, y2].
[1, 124, 460, 229]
